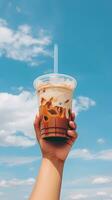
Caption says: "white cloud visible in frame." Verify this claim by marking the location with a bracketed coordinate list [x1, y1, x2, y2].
[65, 188, 112, 200]
[69, 148, 112, 161]
[97, 138, 105, 144]
[2, 135, 36, 147]
[96, 149, 112, 160]
[92, 177, 112, 184]
[73, 96, 96, 115]
[65, 176, 112, 188]
[69, 149, 92, 160]
[0, 90, 37, 147]
[0, 156, 40, 166]
[0, 90, 95, 147]
[0, 18, 52, 66]
[96, 191, 107, 196]
[70, 194, 88, 199]
[0, 178, 35, 188]
[64, 176, 112, 200]
[18, 24, 31, 34]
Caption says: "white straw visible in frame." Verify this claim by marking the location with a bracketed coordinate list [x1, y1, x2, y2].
[54, 44, 58, 73]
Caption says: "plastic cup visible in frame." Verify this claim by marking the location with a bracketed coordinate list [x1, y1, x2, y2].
[33, 73, 77, 140]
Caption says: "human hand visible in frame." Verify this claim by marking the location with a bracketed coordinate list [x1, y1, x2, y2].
[34, 113, 78, 163]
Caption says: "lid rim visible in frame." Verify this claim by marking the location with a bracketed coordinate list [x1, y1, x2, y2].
[33, 73, 77, 89]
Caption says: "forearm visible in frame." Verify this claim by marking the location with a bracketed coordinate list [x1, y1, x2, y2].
[29, 157, 64, 200]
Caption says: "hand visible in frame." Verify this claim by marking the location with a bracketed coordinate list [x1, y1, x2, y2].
[34, 113, 78, 163]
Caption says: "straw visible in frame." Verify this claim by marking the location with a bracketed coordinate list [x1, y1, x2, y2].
[54, 44, 58, 73]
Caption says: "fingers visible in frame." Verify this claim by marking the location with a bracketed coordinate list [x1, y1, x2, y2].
[67, 118, 78, 146]
[69, 120, 77, 130]
[67, 130, 78, 139]
[67, 130, 78, 146]
[71, 112, 75, 121]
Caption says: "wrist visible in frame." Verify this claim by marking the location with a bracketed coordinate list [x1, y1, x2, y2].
[42, 156, 65, 171]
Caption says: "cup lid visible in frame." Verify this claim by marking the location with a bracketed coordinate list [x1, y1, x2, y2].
[33, 73, 77, 90]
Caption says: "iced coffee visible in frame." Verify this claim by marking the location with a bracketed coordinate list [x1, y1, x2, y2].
[33, 73, 77, 140]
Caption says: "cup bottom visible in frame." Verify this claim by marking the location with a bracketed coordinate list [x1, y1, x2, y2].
[40, 116, 70, 141]
[40, 126, 69, 140]
[41, 132, 69, 139]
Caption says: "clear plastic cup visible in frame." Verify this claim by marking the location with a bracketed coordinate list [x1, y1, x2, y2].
[33, 73, 77, 140]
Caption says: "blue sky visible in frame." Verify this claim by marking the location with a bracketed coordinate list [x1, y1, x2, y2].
[0, 0, 112, 199]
